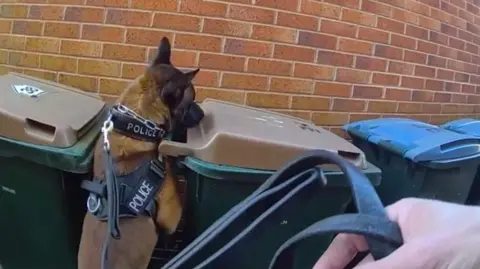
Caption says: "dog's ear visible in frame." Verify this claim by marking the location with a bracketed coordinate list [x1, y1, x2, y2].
[153, 37, 171, 66]
[185, 68, 200, 82]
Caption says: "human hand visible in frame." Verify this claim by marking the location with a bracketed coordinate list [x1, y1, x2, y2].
[313, 198, 480, 269]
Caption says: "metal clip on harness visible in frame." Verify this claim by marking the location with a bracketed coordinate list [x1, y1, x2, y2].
[161, 150, 404, 269]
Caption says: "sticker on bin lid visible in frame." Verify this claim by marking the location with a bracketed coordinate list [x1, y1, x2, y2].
[343, 118, 480, 163]
[11, 84, 45, 97]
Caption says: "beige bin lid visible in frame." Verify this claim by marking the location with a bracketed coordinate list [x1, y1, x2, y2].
[0, 72, 106, 148]
[159, 99, 367, 171]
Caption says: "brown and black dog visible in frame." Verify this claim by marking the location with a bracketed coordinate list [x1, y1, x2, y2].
[78, 36, 200, 269]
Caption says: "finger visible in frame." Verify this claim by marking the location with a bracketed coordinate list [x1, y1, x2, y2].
[353, 244, 423, 269]
[313, 233, 369, 269]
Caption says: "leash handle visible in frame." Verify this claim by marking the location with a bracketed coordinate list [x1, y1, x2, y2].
[268, 150, 403, 269]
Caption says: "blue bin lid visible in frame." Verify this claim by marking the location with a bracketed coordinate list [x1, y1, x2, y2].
[343, 118, 480, 163]
[441, 118, 480, 137]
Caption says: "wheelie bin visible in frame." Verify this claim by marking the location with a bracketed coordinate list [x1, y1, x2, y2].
[343, 118, 480, 206]
[0, 73, 107, 269]
[158, 99, 382, 269]
[441, 118, 480, 205]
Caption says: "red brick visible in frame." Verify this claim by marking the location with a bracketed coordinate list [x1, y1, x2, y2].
[415, 65, 436, 78]
[28, 5, 64, 20]
[12, 20, 42, 35]
[434, 92, 452, 102]
[443, 104, 460, 113]
[406, 25, 428, 39]
[102, 44, 146, 62]
[419, 16, 441, 31]
[440, 23, 458, 37]
[368, 101, 397, 113]
[449, 37, 465, 50]
[452, 93, 468, 103]
[256, 0, 298, 11]
[25, 37, 59, 53]
[430, 31, 449, 45]
[175, 34, 221, 52]
[121, 63, 146, 79]
[59, 74, 98, 92]
[293, 63, 334, 80]
[332, 98, 366, 112]
[439, 46, 457, 59]
[221, 73, 268, 91]
[130, 0, 176, 10]
[427, 55, 447, 68]
[312, 113, 350, 126]
[106, 9, 150, 27]
[404, 50, 427, 64]
[0, 20, 11, 34]
[298, 31, 337, 49]
[350, 113, 381, 122]
[391, 34, 416, 49]
[420, 0, 440, 8]
[228, 5, 275, 24]
[385, 88, 411, 101]
[44, 22, 79, 38]
[392, 8, 419, 24]
[352, 85, 384, 99]
[8, 51, 39, 68]
[251, 25, 295, 43]
[355, 56, 387, 71]
[325, 0, 359, 8]
[373, 73, 400, 86]
[61, 40, 101, 57]
[462, 84, 476, 93]
[196, 88, 245, 104]
[23, 69, 56, 82]
[412, 90, 434, 102]
[338, 38, 373, 55]
[192, 70, 218, 87]
[301, 1, 342, 19]
[153, 13, 201, 32]
[467, 94, 480, 104]
[418, 41, 439, 54]
[171, 50, 197, 68]
[1, 5, 28, 18]
[455, 72, 470, 82]
[401, 76, 425, 88]
[317, 51, 353, 67]
[274, 45, 315, 62]
[65, 7, 104, 23]
[247, 59, 292, 76]
[405, 0, 430, 16]
[86, 0, 128, 7]
[441, 1, 459, 15]
[398, 102, 423, 113]
[315, 82, 352, 97]
[292, 96, 330, 111]
[358, 27, 389, 44]
[362, 0, 391, 16]
[179, 0, 227, 16]
[425, 79, 445, 90]
[336, 68, 371, 83]
[246, 92, 290, 109]
[199, 53, 245, 72]
[375, 45, 403, 60]
[466, 43, 478, 54]
[82, 25, 124, 42]
[40, 55, 77, 72]
[422, 103, 442, 113]
[377, 17, 405, 34]
[125, 29, 172, 47]
[459, 30, 474, 42]
[224, 39, 272, 57]
[0, 35, 25, 50]
[445, 82, 462, 92]
[389, 61, 414, 75]
[271, 77, 314, 94]
[320, 20, 357, 38]
[341, 9, 375, 27]
[277, 12, 318, 31]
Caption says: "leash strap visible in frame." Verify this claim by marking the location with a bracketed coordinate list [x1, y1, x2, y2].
[161, 150, 403, 269]
[110, 104, 168, 143]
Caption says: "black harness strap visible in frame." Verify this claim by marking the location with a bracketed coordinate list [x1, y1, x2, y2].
[109, 104, 169, 143]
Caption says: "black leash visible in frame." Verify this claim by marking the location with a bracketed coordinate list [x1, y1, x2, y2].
[161, 150, 403, 269]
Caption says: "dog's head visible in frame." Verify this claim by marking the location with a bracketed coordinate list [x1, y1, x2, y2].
[143, 37, 200, 130]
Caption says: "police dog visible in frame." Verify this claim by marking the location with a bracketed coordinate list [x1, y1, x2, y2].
[78, 37, 199, 269]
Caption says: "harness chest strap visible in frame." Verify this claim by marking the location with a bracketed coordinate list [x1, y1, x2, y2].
[81, 159, 166, 221]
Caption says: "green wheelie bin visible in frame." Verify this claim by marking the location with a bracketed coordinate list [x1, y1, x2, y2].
[0, 73, 107, 269]
[158, 99, 382, 269]
[343, 118, 480, 206]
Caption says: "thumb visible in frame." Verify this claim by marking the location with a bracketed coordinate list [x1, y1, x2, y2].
[354, 245, 426, 269]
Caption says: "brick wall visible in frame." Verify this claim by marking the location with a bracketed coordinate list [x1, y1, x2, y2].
[1, 0, 480, 137]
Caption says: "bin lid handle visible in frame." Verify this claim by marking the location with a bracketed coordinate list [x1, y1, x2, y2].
[158, 140, 194, 157]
